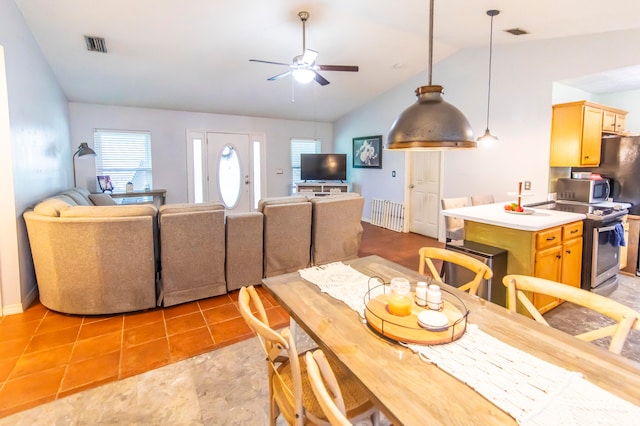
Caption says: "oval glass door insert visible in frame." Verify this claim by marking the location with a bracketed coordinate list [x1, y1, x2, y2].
[218, 144, 241, 208]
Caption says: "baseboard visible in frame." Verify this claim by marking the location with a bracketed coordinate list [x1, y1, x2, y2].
[1, 286, 39, 316]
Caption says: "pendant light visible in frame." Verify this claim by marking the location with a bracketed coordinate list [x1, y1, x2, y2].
[386, 0, 475, 151]
[477, 10, 500, 142]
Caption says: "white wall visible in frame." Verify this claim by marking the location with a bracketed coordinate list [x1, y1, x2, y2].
[0, 0, 71, 314]
[335, 28, 640, 233]
[69, 103, 333, 202]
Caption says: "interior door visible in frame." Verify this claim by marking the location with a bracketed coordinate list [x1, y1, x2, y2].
[409, 151, 441, 238]
[206, 132, 251, 213]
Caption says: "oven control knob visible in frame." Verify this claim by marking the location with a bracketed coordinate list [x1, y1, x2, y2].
[593, 210, 603, 216]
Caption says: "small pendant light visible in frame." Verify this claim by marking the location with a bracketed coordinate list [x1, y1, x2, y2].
[386, 0, 475, 151]
[477, 10, 500, 142]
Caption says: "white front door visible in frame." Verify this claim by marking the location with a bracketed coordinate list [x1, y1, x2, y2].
[409, 151, 441, 238]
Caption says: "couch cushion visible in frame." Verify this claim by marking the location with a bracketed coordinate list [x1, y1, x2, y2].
[257, 196, 308, 213]
[62, 190, 92, 206]
[33, 195, 76, 217]
[60, 205, 157, 218]
[89, 193, 117, 206]
[159, 202, 225, 215]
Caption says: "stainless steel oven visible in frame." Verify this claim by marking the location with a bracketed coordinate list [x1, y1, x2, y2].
[528, 200, 628, 295]
[589, 216, 625, 295]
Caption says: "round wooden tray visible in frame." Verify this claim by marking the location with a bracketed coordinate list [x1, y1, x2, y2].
[364, 293, 467, 345]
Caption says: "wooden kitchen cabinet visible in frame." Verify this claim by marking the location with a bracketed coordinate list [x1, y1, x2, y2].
[549, 101, 627, 167]
[602, 110, 627, 134]
[619, 215, 629, 271]
[464, 219, 583, 315]
[532, 221, 583, 313]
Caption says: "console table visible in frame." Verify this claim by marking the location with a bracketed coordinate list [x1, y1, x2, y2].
[295, 182, 350, 196]
[110, 189, 166, 208]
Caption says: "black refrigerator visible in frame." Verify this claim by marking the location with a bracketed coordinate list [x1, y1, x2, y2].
[575, 136, 640, 215]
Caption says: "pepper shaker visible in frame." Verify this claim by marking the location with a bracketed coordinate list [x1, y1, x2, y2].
[427, 284, 442, 310]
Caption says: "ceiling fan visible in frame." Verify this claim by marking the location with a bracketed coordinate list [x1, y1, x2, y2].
[249, 11, 359, 86]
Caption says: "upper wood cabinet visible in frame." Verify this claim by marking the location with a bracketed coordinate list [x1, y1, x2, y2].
[549, 101, 627, 167]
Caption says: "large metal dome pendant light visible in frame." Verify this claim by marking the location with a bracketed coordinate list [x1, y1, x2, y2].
[387, 0, 475, 150]
[477, 9, 500, 143]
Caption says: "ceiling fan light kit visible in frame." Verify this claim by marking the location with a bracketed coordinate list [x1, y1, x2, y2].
[387, 0, 476, 151]
[249, 11, 359, 86]
[477, 9, 500, 143]
[293, 68, 315, 84]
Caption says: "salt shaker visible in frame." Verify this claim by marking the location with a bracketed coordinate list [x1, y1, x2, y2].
[427, 284, 442, 310]
[415, 281, 428, 307]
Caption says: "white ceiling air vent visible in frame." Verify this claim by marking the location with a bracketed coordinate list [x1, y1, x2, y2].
[84, 35, 107, 53]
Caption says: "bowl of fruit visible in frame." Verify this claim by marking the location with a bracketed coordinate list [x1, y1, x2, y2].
[504, 202, 534, 215]
[504, 182, 535, 215]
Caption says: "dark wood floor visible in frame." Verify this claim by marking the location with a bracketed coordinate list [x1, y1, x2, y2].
[359, 221, 444, 271]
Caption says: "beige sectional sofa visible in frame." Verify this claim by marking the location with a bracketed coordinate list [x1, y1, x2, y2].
[24, 188, 157, 315]
[24, 189, 365, 314]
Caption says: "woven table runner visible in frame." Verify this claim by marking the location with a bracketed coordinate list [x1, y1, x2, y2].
[298, 262, 640, 425]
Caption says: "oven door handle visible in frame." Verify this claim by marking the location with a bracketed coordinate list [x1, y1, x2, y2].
[597, 224, 618, 233]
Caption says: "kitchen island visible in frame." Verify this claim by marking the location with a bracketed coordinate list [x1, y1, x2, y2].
[442, 203, 585, 313]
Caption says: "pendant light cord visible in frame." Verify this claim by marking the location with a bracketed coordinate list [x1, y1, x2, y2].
[485, 11, 496, 130]
[427, 0, 434, 85]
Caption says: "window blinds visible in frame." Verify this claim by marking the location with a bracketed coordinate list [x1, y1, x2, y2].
[94, 130, 153, 193]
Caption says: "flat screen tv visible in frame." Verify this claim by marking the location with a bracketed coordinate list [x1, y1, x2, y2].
[300, 153, 347, 182]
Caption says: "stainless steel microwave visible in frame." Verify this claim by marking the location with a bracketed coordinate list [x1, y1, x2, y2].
[556, 178, 610, 203]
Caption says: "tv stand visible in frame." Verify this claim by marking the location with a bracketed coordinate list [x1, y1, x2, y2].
[295, 182, 350, 196]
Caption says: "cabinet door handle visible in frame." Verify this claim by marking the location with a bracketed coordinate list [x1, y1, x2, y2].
[570, 229, 578, 234]
[546, 236, 556, 241]
[566, 250, 571, 254]
[556, 255, 562, 259]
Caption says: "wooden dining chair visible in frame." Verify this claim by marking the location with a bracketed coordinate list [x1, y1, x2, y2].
[418, 247, 493, 296]
[503, 275, 640, 354]
[238, 286, 379, 426]
[305, 350, 352, 426]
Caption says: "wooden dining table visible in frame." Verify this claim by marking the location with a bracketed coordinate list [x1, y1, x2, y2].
[262, 255, 640, 425]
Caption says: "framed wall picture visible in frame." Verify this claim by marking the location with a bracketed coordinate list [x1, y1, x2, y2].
[97, 175, 114, 192]
[353, 135, 382, 169]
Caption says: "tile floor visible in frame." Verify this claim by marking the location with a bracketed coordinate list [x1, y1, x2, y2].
[0, 287, 290, 418]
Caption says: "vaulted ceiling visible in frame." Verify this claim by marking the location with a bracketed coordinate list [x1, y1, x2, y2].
[14, 0, 640, 122]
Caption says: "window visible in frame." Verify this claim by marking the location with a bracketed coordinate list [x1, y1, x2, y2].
[94, 130, 153, 193]
[291, 139, 320, 187]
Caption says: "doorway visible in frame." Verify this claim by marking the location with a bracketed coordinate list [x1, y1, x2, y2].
[408, 151, 442, 238]
[187, 131, 264, 213]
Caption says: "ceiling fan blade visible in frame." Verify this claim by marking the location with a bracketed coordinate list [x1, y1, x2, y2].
[317, 65, 359, 72]
[250, 59, 291, 66]
[267, 70, 293, 81]
[314, 72, 330, 86]
[301, 49, 319, 65]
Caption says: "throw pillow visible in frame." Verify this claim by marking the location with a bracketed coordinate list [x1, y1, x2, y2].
[89, 193, 117, 206]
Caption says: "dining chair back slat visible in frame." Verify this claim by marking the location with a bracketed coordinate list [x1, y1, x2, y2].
[419, 246, 493, 296]
[305, 350, 352, 426]
[503, 275, 640, 354]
